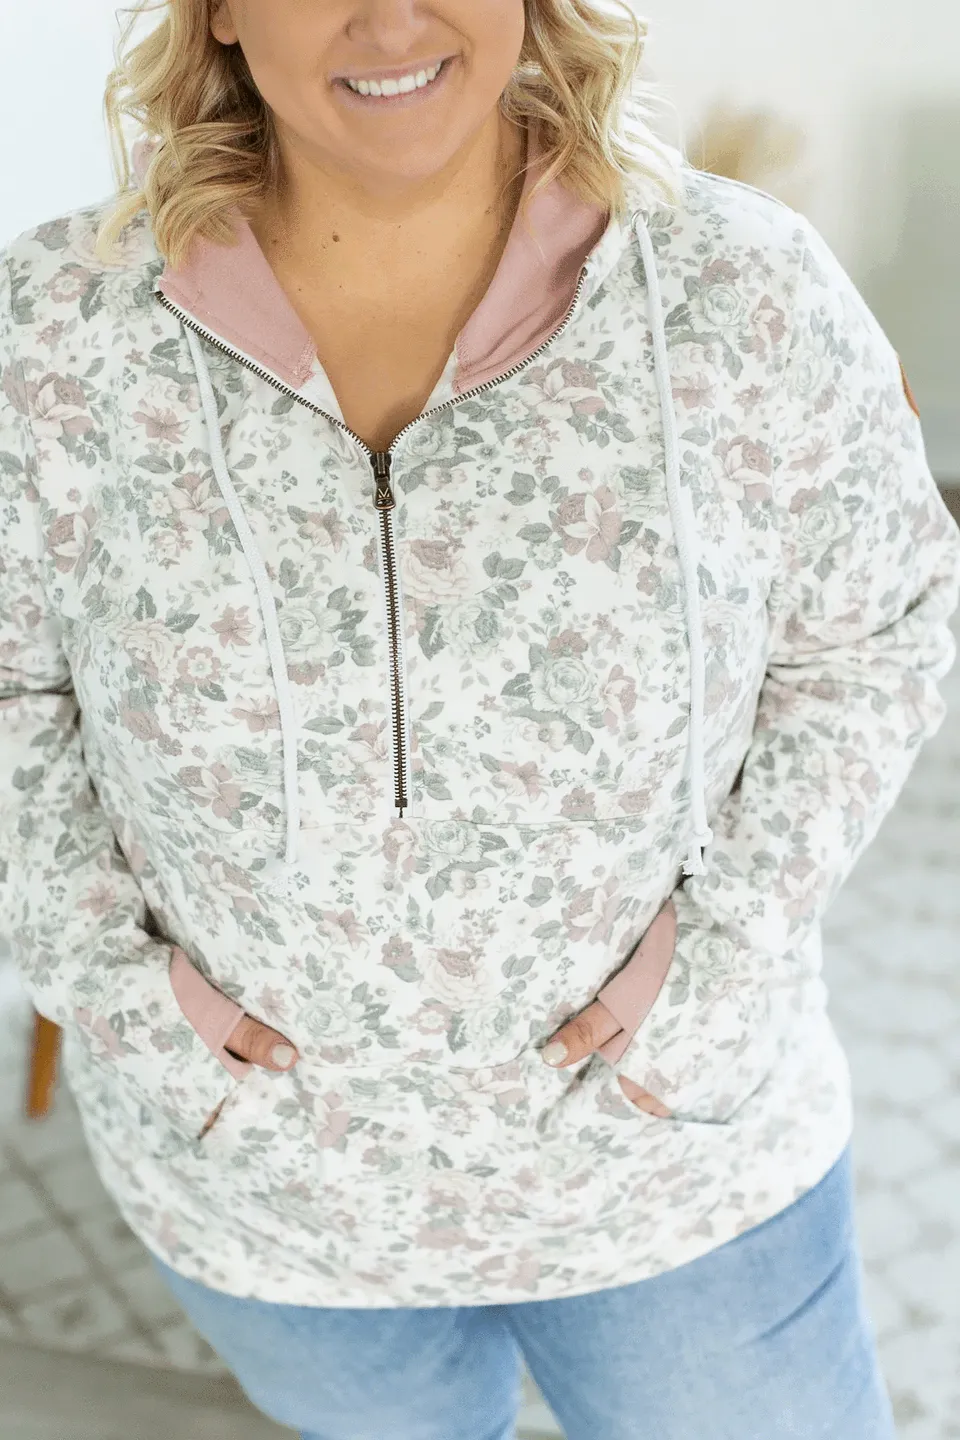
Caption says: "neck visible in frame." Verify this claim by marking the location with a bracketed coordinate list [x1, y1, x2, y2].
[251, 113, 529, 277]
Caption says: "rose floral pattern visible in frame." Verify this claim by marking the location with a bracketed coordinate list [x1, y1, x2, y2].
[2, 164, 960, 1307]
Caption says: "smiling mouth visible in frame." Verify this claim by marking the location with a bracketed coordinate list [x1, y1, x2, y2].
[335, 56, 455, 101]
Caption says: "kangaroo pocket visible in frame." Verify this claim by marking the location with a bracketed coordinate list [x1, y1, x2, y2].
[163, 1047, 587, 1224]
[184, 1045, 754, 1234]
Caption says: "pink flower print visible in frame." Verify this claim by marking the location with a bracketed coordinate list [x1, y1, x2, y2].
[77, 878, 123, 920]
[212, 605, 256, 650]
[155, 1213, 186, 1259]
[46, 507, 97, 577]
[176, 762, 244, 819]
[600, 664, 638, 733]
[381, 936, 417, 971]
[560, 361, 599, 391]
[522, 360, 602, 421]
[674, 370, 718, 411]
[561, 877, 622, 945]
[71, 1010, 126, 1061]
[547, 628, 588, 657]
[315, 909, 370, 949]
[786, 433, 835, 477]
[170, 472, 231, 531]
[48, 264, 96, 306]
[410, 1001, 454, 1037]
[754, 293, 789, 352]
[196, 852, 260, 914]
[775, 853, 823, 924]
[475, 1249, 544, 1291]
[287, 659, 327, 686]
[124, 621, 180, 679]
[381, 821, 418, 872]
[402, 538, 473, 604]
[231, 696, 281, 733]
[552, 486, 623, 563]
[32, 375, 92, 440]
[347, 721, 388, 767]
[560, 786, 597, 821]
[132, 403, 187, 444]
[716, 434, 774, 501]
[120, 704, 164, 743]
[491, 761, 547, 803]
[295, 507, 348, 552]
[315, 1095, 352, 1149]
[414, 1224, 488, 1252]
[176, 646, 224, 687]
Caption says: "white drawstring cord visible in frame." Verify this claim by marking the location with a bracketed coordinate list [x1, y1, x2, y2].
[632, 213, 714, 878]
[183, 327, 301, 899]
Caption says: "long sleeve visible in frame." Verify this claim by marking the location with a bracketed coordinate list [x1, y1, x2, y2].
[607, 211, 960, 1119]
[0, 247, 245, 1140]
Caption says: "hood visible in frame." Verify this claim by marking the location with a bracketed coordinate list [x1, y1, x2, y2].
[130, 129, 713, 895]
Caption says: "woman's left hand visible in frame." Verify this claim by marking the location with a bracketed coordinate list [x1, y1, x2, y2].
[541, 1001, 673, 1118]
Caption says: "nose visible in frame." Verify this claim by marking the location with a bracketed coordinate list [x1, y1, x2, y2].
[349, 0, 431, 50]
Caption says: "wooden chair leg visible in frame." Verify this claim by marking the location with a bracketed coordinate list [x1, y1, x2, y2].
[26, 1011, 61, 1120]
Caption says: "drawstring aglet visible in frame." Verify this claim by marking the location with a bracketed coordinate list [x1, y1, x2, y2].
[262, 857, 297, 899]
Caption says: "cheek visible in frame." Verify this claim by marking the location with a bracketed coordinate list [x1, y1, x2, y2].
[467, 0, 527, 78]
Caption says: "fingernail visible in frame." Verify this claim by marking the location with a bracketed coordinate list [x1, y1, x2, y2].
[541, 1041, 568, 1067]
[271, 1044, 297, 1069]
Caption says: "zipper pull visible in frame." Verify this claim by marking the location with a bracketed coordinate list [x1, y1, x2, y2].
[371, 452, 395, 510]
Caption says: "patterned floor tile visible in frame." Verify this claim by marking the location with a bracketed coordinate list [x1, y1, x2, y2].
[73, 1210, 151, 1273]
[17, 1283, 131, 1352]
[0, 1227, 90, 1300]
[153, 1317, 230, 1373]
[111, 1257, 192, 1329]
[33, 1154, 113, 1219]
[0, 1175, 50, 1240]
[1, 1096, 89, 1169]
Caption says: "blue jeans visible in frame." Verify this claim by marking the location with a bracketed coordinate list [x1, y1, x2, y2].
[150, 1146, 895, 1440]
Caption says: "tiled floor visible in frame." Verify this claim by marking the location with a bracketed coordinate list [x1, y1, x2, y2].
[1, 606, 958, 1438]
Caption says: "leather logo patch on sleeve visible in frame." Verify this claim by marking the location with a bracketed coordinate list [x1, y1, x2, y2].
[898, 355, 921, 419]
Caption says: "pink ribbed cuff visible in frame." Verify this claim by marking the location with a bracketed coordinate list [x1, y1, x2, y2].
[593, 899, 678, 1064]
[168, 946, 252, 1081]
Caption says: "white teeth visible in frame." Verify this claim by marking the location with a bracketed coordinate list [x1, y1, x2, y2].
[344, 61, 443, 98]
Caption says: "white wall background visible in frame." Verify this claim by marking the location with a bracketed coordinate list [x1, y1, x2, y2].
[1, 0, 958, 472]
[642, 0, 960, 479]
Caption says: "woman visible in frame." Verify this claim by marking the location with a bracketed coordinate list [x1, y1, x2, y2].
[2, 0, 958, 1435]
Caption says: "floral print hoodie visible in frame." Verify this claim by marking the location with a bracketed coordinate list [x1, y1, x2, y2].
[2, 125, 959, 1307]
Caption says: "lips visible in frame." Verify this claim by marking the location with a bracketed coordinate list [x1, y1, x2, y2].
[333, 55, 455, 85]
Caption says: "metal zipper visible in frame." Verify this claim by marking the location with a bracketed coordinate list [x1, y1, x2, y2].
[155, 265, 590, 818]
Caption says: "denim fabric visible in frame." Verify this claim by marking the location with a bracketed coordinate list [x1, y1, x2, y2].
[150, 1145, 895, 1440]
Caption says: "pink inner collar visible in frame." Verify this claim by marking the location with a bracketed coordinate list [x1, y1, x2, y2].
[140, 123, 610, 395]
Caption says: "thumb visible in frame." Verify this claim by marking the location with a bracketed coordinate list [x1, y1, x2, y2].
[541, 1000, 622, 1069]
[224, 1014, 299, 1071]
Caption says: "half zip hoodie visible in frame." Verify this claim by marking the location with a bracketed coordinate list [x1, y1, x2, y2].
[3, 124, 958, 1307]
[154, 207, 713, 899]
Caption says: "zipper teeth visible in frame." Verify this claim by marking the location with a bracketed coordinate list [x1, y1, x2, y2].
[378, 512, 408, 812]
[153, 265, 589, 453]
[155, 266, 590, 819]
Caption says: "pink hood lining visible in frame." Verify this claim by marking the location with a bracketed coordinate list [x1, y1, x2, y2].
[132, 124, 611, 398]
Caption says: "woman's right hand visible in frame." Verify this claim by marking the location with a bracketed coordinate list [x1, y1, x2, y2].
[224, 1014, 299, 1071]
[199, 1015, 300, 1139]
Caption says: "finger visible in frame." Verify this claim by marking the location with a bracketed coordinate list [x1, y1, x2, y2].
[224, 1014, 299, 1071]
[618, 1074, 672, 1118]
[541, 1000, 622, 1068]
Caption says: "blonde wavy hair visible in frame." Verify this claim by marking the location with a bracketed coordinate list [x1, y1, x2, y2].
[94, 0, 689, 270]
